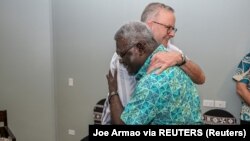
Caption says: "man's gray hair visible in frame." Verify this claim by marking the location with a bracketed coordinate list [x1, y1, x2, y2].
[141, 2, 174, 22]
[114, 21, 157, 49]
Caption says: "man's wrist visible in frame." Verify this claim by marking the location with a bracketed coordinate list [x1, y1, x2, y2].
[178, 53, 187, 66]
[108, 91, 118, 103]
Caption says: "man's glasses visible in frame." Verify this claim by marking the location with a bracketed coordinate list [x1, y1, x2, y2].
[119, 42, 144, 59]
[153, 21, 177, 33]
[119, 45, 135, 58]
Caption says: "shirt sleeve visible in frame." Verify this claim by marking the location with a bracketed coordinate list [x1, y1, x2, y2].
[167, 42, 190, 60]
[233, 53, 250, 84]
[167, 42, 183, 53]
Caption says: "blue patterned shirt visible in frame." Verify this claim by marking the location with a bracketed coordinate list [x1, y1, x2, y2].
[233, 53, 250, 121]
[121, 45, 202, 125]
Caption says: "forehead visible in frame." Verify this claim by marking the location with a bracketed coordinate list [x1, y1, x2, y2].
[116, 38, 129, 53]
[156, 9, 175, 25]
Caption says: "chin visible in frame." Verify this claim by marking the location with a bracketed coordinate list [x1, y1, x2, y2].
[127, 70, 134, 76]
[128, 69, 139, 76]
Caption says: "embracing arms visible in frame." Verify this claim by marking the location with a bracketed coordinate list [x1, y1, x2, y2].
[147, 51, 205, 84]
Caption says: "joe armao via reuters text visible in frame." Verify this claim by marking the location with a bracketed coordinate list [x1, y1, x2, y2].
[92, 128, 246, 138]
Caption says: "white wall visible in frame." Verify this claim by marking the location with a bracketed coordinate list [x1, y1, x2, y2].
[0, 0, 56, 141]
[173, 0, 249, 117]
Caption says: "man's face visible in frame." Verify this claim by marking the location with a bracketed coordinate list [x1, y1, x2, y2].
[116, 39, 142, 75]
[149, 9, 176, 47]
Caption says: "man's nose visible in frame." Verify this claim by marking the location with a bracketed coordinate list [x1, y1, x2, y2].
[168, 30, 175, 37]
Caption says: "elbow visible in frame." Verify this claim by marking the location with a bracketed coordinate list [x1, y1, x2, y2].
[194, 73, 206, 85]
[199, 75, 206, 85]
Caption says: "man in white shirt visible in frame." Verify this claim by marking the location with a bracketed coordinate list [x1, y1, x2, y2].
[102, 2, 205, 125]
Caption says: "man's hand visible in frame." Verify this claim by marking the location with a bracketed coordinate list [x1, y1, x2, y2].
[147, 51, 182, 74]
[106, 69, 125, 124]
[106, 70, 118, 94]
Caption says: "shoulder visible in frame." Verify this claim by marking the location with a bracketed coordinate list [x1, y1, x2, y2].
[136, 67, 183, 88]
[167, 42, 183, 53]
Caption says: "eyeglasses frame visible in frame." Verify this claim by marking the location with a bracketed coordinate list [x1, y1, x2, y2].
[152, 21, 177, 33]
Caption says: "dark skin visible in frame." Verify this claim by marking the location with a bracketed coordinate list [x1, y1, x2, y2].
[236, 82, 250, 105]
[106, 70, 125, 124]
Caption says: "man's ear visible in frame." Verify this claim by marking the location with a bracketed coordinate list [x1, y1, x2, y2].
[146, 20, 153, 28]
